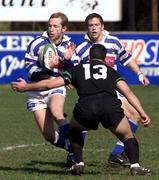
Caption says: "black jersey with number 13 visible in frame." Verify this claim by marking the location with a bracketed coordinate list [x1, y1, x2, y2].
[63, 60, 125, 98]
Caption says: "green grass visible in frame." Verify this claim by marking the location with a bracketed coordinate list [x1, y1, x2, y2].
[0, 85, 158, 180]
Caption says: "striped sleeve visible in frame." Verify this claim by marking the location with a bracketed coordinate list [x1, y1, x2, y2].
[113, 36, 133, 66]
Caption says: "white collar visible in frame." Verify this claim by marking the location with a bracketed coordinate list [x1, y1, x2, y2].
[42, 31, 71, 43]
[84, 30, 109, 43]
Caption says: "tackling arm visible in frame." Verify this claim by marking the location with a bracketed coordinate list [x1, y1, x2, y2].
[11, 77, 65, 92]
[116, 80, 151, 127]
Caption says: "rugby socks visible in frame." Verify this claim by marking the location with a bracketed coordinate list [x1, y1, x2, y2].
[130, 163, 140, 168]
[110, 119, 138, 156]
[54, 119, 70, 149]
[53, 131, 59, 144]
[58, 122, 69, 138]
[54, 120, 87, 162]
[111, 140, 124, 156]
[68, 128, 84, 163]
[67, 130, 87, 162]
[128, 119, 138, 134]
[124, 137, 139, 164]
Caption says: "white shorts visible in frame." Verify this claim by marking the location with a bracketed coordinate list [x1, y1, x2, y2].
[26, 86, 66, 112]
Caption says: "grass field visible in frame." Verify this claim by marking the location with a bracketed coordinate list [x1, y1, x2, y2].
[0, 85, 158, 180]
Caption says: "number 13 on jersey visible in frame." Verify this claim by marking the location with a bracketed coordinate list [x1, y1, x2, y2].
[83, 64, 107, 80]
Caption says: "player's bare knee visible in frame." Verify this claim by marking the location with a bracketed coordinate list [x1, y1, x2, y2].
[122, 99, 140, 123]
[118, 131, 134, 142]
[128, 113, 140, 124]
[52, 111, 64, 121]
[123, 133, 134, 142]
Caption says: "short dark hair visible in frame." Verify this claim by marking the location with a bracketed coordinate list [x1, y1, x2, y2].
[85, 13, 104, 25]
[89, 44, 107, 60]
[49, 12, 69, 27]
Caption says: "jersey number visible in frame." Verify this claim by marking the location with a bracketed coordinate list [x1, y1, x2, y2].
[83, 64, 107, 80]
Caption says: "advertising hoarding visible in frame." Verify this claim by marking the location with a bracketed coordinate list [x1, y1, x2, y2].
[0, 32, 159, 85]
[0, 0, 121, 22]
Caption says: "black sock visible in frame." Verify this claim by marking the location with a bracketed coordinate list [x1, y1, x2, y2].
[68, 128, 84, 163]
[124, 137, 139, 164]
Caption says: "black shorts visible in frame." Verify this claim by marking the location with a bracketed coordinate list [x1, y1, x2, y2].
[73, 93, 124, 130]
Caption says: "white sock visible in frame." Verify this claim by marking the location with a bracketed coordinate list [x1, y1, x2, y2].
[116, 140, 124, 146]
[53, 131, 59, 143]
[76, 162, 84, 166]
[130, 163, 140, 168]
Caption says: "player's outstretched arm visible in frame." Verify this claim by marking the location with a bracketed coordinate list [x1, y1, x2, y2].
[126, 59, 150, 86]
[116, 80, 151, 127]
[11, 77, 65, 92]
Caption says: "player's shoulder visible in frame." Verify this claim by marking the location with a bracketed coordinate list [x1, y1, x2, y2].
[28, 34, 48, 50]
[63, 34, 71, 42]
[63, 65, 77, 79]
[107, 33, 121, 42]
[107, 65, 123, 78]
[76, 40, 90, 52]
[91, 59, 106, 65]
[107, 32, 119, 39]
[68, 62, 84, 74]
[105, 34, 124, 49]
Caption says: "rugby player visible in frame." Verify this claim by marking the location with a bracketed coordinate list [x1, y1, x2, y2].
[11, 44, 151, 176]
[69, 13, 150, 167]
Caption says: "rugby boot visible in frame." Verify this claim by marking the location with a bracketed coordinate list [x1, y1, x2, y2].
[130, 166, 151, 176]
[108, 152, 130, 167]
[66, 162, 84, 175]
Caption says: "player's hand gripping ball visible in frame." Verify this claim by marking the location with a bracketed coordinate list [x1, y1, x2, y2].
[39, 43, 59, 70]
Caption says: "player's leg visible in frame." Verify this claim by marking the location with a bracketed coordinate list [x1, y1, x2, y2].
[26, 90, 68, 150]
[110, 116, 151, 175]
[65, 97, 98, 175]
[66, 118, 86, 175]
[26, 91, 59, 144]
[49, 93, 71, 149]
[49, 91, 87, 166]
[49, 90, 78, 166]
[33, 108, 58, 143]
[108, 97, 140, 166]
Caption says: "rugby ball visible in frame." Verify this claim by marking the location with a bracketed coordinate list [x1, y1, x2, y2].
[39, 43, 58, 70]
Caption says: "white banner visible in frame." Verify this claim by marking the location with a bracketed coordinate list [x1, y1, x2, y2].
[0, 0, 122, 22]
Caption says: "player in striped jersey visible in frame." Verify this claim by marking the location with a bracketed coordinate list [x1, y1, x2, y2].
[70, 13, 150, 167]
[24, 12, 76, 162]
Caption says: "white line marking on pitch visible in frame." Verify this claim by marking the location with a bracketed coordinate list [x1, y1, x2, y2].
[0, 143, 45, 151]
[0, 143, 104, 152]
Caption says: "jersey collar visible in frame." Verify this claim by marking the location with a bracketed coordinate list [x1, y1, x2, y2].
[84, 30, 109, 43]
[42, 31, 71, 43]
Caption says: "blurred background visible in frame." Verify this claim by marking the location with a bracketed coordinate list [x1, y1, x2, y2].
[0, 0, 159, 85]
[0, 0, 158, 31]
